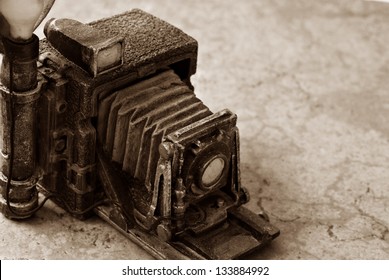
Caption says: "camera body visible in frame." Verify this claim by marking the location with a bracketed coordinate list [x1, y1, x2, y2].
[1, 9, 279, 259]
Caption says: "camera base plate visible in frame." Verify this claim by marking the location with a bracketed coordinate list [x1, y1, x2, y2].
[94, 204, 279, 260]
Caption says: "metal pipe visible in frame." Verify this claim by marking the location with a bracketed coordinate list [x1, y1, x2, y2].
[0, 35, 40, 219]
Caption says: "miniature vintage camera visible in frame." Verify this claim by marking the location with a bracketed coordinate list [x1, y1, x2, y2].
[0, 7, 279, 259]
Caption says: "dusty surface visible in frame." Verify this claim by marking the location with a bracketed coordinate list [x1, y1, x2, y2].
[1, 0, 389, 259]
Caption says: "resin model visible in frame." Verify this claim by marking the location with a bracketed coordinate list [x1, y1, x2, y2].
[0, 1, 279, 259]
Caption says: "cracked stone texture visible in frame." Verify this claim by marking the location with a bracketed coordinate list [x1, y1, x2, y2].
[1, 0, 389, 259]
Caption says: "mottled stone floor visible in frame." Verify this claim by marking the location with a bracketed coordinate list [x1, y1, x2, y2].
[1, 0, 389, 259]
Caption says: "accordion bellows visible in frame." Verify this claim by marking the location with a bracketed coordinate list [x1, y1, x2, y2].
[97, 69, 212, 188]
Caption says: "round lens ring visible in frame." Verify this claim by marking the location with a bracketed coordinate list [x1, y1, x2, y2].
[201, 157, 225, 187]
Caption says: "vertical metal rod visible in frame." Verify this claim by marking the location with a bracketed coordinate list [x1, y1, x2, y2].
[0, 35, 40, 219]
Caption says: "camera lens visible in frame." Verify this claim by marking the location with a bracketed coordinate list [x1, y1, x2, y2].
[201, 157, 225, 187]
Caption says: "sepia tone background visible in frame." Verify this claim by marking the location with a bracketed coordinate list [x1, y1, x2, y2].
[1, 0, 389, 259]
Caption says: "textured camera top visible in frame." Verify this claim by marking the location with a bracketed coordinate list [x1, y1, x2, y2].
[40, 9, 198, 79]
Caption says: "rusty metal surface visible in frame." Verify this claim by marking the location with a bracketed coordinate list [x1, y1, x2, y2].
[0, 35, 41, 219]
